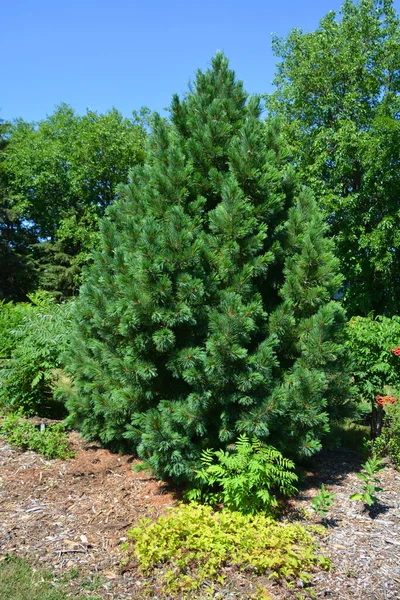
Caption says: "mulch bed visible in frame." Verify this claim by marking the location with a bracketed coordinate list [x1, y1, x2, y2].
[0, 431, 399, 599]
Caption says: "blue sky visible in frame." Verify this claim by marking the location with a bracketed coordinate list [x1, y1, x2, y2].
[2, 0, 400, 123]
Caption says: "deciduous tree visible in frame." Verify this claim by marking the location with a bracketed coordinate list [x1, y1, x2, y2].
[0, 119, 37, 300]
[269, 0, 400, 315]
[3, 105, 147, 297]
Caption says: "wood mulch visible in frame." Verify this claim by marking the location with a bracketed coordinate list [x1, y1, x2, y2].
[0, 430, 399, 599]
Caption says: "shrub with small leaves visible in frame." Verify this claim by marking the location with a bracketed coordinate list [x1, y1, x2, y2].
[0, 414, 74, 460]
[185, 435, 298, 515]
[124, 503, 330, 594]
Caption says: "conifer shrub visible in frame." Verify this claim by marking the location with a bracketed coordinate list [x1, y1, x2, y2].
[63, 53, 350, 483]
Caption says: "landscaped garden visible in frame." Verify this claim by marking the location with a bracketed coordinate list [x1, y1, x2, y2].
[1, 2, 400, 598]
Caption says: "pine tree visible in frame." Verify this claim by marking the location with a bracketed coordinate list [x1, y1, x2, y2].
[64, 54, 350, 482]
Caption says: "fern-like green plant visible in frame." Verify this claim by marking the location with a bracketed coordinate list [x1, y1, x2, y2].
[0, 294, 74, 416]
[185, 434, 298, 514]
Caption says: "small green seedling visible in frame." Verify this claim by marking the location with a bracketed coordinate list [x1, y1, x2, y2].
[310, 484, 336, 517]
[350, 454, 385, 506]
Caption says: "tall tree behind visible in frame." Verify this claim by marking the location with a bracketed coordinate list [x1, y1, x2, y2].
[3, 105, 147, 298]
[0, 119, 37, 301]
[269, 0, 400, 316]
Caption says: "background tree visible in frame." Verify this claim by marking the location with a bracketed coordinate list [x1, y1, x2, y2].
[63, 54, 350, 483]
[269, 0, 400, 316]
[3, 105, 147, 298]
[0, 119, 37, 300]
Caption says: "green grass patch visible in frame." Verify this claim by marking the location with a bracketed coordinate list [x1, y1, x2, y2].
[0, 556, 100, 600]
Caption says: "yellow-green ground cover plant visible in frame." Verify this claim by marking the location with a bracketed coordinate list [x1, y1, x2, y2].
[123, 503, 330, 595]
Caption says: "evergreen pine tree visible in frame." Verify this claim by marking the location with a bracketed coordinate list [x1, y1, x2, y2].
[64, 54, 350, 482]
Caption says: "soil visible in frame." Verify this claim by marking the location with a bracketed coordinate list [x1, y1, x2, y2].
[0, 430, 399, 600]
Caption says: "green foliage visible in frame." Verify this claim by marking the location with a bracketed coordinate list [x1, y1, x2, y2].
[64, 53, 350, 483]
[5, 105, 147, 238]
[186, 435, 298, 514]
[371, 401, 400, 468]
[269, 0, 400, 316]
[346, 315, 400, 405]
[124, 503, 330, 594]
[0, 414, 73, 459]
[0, 119, 38, 302]
[2, 105, 147, 298]
[0, 294, 73, 416]
[350, 454, 385, 506]
[0, 300, 30, 359]
[324, 419, 370, 456]
[310, 484, 336, 518]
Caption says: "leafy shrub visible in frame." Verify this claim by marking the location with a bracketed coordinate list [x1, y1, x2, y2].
[0, 293, 74, 416]
[185, 435, 298, 515]
[0, 413, 74, 459]
[124, 503, 329, 594]
[372, 400, 400, 468]
[0, 301, 30, 359]
[347, 315, 400, 408]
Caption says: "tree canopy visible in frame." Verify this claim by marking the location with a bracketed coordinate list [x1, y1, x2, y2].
[269, 0, 400, 316]
[2, 105, 147, 299]
[0, 119, 37, 301]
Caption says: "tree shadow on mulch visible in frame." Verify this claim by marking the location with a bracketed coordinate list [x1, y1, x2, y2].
[298, 448, 365, 489]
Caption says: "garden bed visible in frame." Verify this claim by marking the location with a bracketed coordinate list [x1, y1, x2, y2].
[0, 431, 399, 599]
